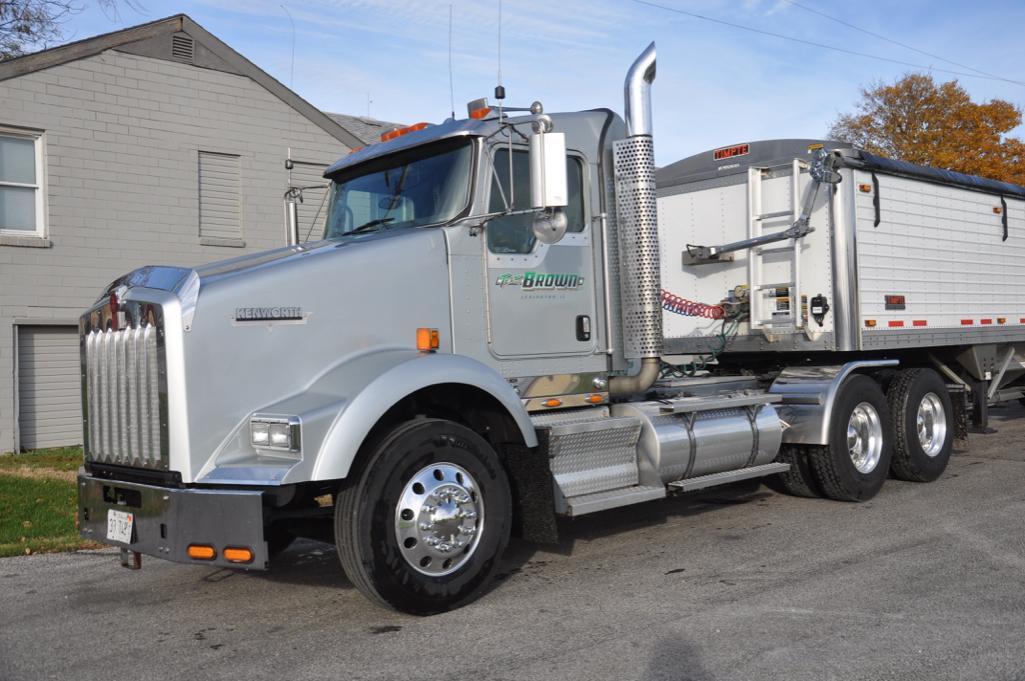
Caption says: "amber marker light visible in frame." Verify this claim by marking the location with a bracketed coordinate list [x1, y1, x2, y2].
[187, 544, 216, 560]
[543, 398, 562, 408]
[223, 547, 254, 564]
[380, 122, 431, 142]
[416, 328, 440, 352]
[587, 394, 604, 404]
[864, 319, 877, 328]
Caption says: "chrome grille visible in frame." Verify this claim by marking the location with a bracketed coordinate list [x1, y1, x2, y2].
[83, 321, 167, 469]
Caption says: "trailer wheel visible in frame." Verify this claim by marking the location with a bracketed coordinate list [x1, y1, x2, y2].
[768, 445, 822, 498]
[809, 374, 892, 502]
[886, 369, 953, 482]
[334, 418, 511, 615]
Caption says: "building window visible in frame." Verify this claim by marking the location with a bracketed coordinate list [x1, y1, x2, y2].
[198, 150, 243, 246]
[0, 129, 45, 237]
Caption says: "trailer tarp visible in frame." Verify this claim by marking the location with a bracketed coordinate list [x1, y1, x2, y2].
[852, 150, 1025, 199]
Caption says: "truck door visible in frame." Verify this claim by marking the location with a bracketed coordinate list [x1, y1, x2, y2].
[484, 146, 597, 357]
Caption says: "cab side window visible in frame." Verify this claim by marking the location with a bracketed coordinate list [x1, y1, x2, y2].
[487, 148, 585, 254]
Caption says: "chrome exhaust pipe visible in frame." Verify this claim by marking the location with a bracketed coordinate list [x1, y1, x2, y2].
[610, 42, 663, 399]
[624, 41, 657, 138]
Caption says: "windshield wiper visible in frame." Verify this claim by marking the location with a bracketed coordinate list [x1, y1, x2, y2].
[349, 217, 395, 234]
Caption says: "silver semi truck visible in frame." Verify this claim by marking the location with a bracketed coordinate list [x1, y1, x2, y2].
[77, 43, 1025, 614]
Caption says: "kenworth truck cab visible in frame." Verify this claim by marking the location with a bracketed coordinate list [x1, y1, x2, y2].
[80, 43, 1001, 614]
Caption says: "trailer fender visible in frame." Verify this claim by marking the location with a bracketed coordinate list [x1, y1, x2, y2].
[292, 350, 536, 482]
[769, 360, 899, 445]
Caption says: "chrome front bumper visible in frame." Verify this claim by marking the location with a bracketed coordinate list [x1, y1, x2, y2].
[77, 470, 269, 570]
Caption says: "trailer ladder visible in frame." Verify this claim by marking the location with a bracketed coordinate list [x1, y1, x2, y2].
[747, 160, 805, 335]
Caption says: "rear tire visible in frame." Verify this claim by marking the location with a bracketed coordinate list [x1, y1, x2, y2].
[886, 369, 953, 482]
[809, 374, 892, 502]
[334, 418, 511, 615]
[769, 445, 822, 498]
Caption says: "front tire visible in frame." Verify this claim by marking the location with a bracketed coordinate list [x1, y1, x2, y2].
[886, 369, 953, 482]
[334, 418, 511, 615]
[809, 374, 893, 502]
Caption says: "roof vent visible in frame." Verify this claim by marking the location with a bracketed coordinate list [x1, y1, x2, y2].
[171, 33, 195, 64]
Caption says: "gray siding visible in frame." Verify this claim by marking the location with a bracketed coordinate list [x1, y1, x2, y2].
[0, 48, 348, 451]
[17, 325, 81, 449]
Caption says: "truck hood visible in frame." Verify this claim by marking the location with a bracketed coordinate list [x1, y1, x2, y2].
[103, 227, 454, 482]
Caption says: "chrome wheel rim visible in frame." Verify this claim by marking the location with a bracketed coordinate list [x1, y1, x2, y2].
[917, 392, 947, 457]
[395, 462, 484, 577]
[847, 402, 883, 474]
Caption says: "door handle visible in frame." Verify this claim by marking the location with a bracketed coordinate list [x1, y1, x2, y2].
[576, 315, 591, 341]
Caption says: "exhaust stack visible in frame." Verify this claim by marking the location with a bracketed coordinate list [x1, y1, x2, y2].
[610, 42, 663, 398]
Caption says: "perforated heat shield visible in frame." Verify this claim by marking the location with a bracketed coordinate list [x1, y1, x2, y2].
[613, 136, 663, 359]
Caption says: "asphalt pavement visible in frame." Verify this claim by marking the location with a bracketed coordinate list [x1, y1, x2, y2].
[2, 404, 1024, 681]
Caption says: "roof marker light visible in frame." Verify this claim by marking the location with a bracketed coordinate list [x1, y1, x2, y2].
[467, 97, 491, 119]
[380, 122, 431, 143]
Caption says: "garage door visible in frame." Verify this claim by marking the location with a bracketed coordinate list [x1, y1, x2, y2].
[18, 326, 82, 450]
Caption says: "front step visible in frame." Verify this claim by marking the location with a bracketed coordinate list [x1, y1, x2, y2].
[563, 485, 666, 517]
[667, 462, 790, 492]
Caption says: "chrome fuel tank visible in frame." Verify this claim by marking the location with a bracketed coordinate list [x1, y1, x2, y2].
[611, 398, 783, 487]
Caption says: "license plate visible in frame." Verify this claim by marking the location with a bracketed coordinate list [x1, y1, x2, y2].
[106, 509, 134, 544]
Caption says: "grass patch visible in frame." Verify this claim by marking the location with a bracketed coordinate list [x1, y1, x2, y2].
[0, 446, 97, 557]
[0, 445, 83, 473]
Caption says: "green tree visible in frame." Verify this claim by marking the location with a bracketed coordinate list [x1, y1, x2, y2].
[829, 73, 1025, 186]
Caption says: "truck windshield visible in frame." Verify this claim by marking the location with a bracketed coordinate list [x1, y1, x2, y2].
[323, 139, 474, 238]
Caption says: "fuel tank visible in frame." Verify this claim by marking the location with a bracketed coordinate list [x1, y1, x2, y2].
[611, 398, 783, 487]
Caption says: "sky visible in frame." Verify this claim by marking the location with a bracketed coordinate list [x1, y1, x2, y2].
[58, 0, 1025, 165]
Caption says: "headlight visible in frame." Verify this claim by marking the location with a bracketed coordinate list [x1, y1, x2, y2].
[250, 415, 301, 453]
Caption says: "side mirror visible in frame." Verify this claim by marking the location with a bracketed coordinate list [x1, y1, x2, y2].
[529, 131, 568, 209]
[529, 130, 568, 244]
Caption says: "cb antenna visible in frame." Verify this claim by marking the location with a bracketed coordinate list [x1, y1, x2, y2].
[448, 4, 455, 119]
[495, 0, 505, 115]
[281, 4, 295, 89]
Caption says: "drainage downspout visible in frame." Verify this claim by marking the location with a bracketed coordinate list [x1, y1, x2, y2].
[609, 42, 662, 399]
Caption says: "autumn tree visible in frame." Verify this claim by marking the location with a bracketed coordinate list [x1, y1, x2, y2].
[1, 0, 130, 60]
[829, 74, 1025, 186]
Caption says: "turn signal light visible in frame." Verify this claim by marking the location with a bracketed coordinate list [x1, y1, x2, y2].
[187, 544, 216, 560]
[416, 327, 440, 351]
[380, 122, 430, 142]
[223, 547, 254, 564]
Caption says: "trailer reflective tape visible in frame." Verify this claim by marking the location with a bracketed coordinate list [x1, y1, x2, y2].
[913, 320, 927, 327]
[888, 320, 904, 328]
[961, 319, 974, 325]
[981, 319, 993, 325]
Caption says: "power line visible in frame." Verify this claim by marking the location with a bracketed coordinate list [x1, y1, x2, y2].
[631, 0, 1025, 87]
[780, 0, 1016, 84]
